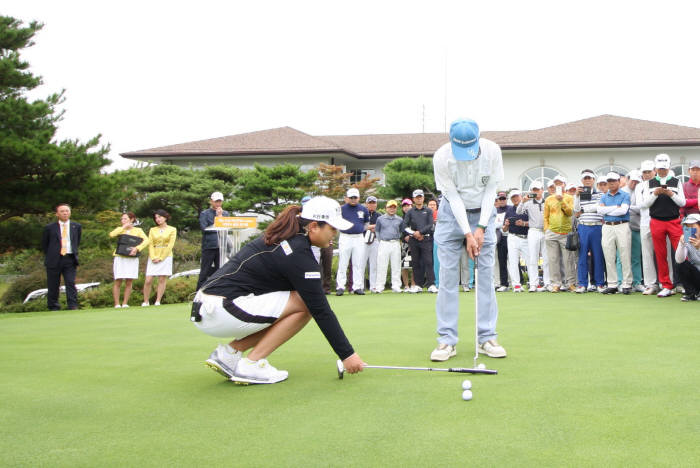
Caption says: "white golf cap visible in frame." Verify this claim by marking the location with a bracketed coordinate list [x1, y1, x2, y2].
[346, 188, 360, 198]
[553, 175, 567, 184]
[683, 213, 700, 225]
[529, 181, 543, 190]
[628, 169, 642, 183]
[547, 180, 556, 188]
[596, 176, 608, 184]
[640, 160, 655, 171]
[301, 196, 353, 230]
[412, 189, 424, 197]
[580, 170, 596, 180]
[606, 171, 620, 181]
[508, 189, 522, 198]
[565, 184, 576, 191]
[654, 153, 671, 169]
[210, 191, 224, 201]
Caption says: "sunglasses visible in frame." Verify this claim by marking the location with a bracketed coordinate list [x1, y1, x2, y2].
[348, 196, 359, 199]
[497, 197, 507, 201]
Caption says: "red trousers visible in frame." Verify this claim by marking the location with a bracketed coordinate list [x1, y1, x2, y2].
[649, 217, 682, 289]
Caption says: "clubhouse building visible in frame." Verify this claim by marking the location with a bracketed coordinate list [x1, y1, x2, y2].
[122, 115, 700, 191]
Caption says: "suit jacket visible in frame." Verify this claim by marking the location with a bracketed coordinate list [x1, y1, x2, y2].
[42, 221, 82, 268]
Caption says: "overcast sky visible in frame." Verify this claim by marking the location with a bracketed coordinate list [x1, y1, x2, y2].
[6, 1, 700, 170]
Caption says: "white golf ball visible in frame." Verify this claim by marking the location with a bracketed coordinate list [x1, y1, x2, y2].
[462, 379, 472, 390]
[462, 390, 473, 401]
[477, 363, 486, 370]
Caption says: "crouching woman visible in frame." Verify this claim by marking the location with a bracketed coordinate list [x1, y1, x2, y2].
[192, 196, 365, 384]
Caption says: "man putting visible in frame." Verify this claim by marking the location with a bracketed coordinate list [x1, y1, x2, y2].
[430, 118, 507, 361]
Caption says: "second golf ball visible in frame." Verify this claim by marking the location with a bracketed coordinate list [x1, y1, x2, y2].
[462, 379, 472, 390]
[462, 390, 473, 401]
[477, 363, 486, 370]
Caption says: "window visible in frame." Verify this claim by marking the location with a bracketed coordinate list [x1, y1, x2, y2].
[594, 164, 629, 178]
[671, 164, 689, 184]
[520, 166, 559, 191]
[350, 169, 376, 184]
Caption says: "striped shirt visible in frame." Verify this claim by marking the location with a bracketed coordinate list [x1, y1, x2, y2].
[574, 191, 604, 224]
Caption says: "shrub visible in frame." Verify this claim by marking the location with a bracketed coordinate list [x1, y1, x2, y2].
[1, 269, 46, 305]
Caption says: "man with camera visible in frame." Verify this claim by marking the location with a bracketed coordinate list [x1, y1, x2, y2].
[598, 172, 633, 294]
[544, 176, 575, 292]
[517, 181, 548, 292]
[503, 190, 529, 292]
[642, 153, 686, 297]
[573, 169, 606, 293]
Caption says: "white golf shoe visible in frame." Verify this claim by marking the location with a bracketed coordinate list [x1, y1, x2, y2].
[657, 288, 674, 298]
[205, 344, 242, 379]
[231, 358, 288, 384]
[478, 340, 507, 358]
[427, 285, 439, 293]
[430, 343, 456, 362]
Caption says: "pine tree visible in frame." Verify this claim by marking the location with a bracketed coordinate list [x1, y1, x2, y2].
[0, 16, 110, 222]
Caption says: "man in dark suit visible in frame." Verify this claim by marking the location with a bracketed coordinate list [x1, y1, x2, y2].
[41, 203, 82, 310]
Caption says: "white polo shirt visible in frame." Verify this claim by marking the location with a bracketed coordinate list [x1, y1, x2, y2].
[433, 138, 504, 235]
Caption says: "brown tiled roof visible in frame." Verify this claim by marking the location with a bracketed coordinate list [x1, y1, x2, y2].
[121, 115, 700, 160]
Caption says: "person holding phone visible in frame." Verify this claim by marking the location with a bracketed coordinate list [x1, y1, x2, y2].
[517, 181, 549, 292]
[543, 175, 575, 292]
[502, 190, 529, 292]
[675, 214, 700, 301]
[573, 170, 606, 293]
[642, 153, 686, 297]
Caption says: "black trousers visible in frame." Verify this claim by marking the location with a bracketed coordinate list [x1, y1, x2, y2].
[319, 245, 333, 293]
[46, 254, 78, 310]
[678, 261, 700, 295]
[197, 248, 221, 290]
[408, 237, 435, 288]
[496, 236, 508, 287]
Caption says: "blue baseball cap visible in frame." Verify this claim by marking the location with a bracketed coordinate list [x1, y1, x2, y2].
[450, 118, 480, 161]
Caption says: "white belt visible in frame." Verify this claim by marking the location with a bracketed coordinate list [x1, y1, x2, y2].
[340, 233, 363, 237]
[529, 227, 543, 231]
[380, 239, 400, 243]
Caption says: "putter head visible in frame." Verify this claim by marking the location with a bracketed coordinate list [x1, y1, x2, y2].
[336, 359, 345, 379]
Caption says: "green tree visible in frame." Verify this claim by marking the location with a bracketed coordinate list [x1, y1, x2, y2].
[0, 16, 110, 222]
[229, 163, 317, 217]
[131, 164, 241, 229]
[378, 156, 437, 201]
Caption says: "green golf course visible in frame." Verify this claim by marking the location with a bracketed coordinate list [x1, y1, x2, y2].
[2, 292, 698, 467]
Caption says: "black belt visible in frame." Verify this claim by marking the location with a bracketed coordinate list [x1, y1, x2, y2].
[466, 208, 481, 213]
[511, 233, 527, 239]
[604, 220, 628, 225]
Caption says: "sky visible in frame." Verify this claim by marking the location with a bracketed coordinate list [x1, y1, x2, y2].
[5, 1, 700, 171]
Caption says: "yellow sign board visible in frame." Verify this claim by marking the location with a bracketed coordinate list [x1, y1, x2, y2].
[214, 216, 258, 229]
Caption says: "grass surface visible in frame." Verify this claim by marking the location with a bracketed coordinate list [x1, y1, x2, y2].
[2, 292, 699, 467]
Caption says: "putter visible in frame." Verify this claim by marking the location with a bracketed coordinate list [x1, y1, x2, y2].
[336, 360, 497, 379]
[473, 261, 479, 369]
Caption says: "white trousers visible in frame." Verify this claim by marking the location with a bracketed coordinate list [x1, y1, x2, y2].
[527, 229, 549, 289]
[363, 240, 379, 290]
[375, 240, 401, 291]
[602, 223, 632, 288]
[336, 233, 366, 291]
[507, 235, 529, 287]
[640, 225, 657, 287]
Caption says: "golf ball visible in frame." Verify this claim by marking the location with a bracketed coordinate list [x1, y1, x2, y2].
[462, 379, 472, 390]
[477, 363, 486, 370]
[462, 390, 473, 401]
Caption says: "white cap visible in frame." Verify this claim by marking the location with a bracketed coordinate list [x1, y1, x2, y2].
[346, 188, 360, 198]
[301, 196, 353, 230]
[565, 184, 576, 191]
[210, 192, 224, 201]
[412, 189, 424, 198]
[580, 170, 596, 180]
[508, 189, 522, 198]
[606, 172, 620, 181]
[547, 180, 556, 188]
[553, 175, 567, 184]
[640, 160, 655, 171]
[529, 181, 543, 190]
[628, 170, 642, 183]
[683, 213, 700, 225]
[596, 176, 608, 184]
[654, 153, 671, 169]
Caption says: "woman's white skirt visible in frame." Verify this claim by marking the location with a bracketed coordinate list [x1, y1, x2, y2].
[146, 256, 173, 277]
[113, 256, 139, 279]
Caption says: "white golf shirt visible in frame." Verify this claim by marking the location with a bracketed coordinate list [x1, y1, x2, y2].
[433, 138, 504, 235]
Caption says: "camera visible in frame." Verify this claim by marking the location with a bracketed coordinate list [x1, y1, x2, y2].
[661, 184, 668, 189]
[580, 186, 592, 201]
[527, 192, 536, 199]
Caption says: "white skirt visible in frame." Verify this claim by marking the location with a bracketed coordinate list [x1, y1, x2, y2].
[146, 256, 173, 277]
[113, 256, 139, 279]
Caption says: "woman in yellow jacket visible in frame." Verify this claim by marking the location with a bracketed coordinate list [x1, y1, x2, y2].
[109, 212, 149, 307]
[143, 209, 177, 306]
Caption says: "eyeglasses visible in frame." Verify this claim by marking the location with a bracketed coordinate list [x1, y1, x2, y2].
[348, 196, 359, 199]
[497, 197, 507, 201]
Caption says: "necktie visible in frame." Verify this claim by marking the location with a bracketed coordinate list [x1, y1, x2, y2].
[60, 223, 67, 255]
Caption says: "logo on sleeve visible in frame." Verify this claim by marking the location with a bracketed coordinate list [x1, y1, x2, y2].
[305, 272, 321, 279]
[280, 240, 293, 256]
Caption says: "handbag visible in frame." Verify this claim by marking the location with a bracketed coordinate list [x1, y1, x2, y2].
[116, 234, 143, 256]
[565, 229, 579, 251]
[363, 230, 376, 244]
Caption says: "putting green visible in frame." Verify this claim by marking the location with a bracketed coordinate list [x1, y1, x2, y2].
[1, 292, 698, 466]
